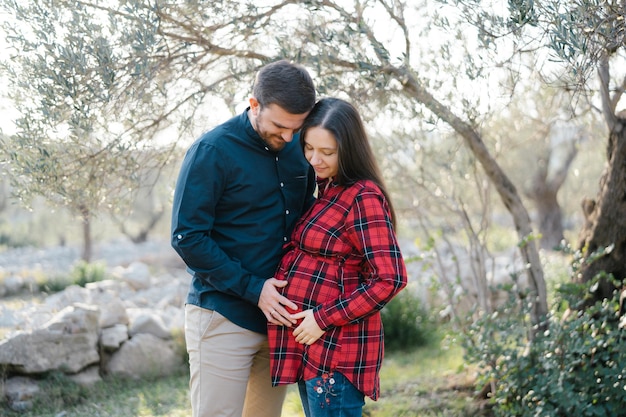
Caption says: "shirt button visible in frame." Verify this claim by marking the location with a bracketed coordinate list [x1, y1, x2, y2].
[265, 146, 269, 151]
[276, 156, 279, 161]
[285, 209, 290, 215]
[177, 234, 183, 240]
[283, 236, 288, 241]
[280, 182, 284, 187]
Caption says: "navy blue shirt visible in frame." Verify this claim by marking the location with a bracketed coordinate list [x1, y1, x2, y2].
[171, 109, 316, 334]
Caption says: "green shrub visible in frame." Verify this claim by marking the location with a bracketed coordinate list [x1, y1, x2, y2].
[38, 275, 73, 293]
[37, 261, 106, 294]
[382, 287, 437, 352]
[464, 276, 626, 417]
[69, 260, 106, 287]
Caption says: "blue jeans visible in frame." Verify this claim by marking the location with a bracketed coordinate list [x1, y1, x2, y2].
[298, 371, 365, 417]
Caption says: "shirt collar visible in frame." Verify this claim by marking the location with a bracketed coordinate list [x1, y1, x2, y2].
[241, 107, 270, 150]
[317, 177, 339, 198]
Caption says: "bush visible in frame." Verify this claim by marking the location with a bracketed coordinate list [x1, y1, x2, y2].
[69, 260, 106, 287]
[38, 260, 106, 293]
[464, 276, 626, 417]
[38, 274, 73, 293]
[382, 288, 437, 352]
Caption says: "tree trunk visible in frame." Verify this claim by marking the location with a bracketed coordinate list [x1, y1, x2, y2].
[577, 120, 626, 302]
[80, 206, 92, 262]
[526, 123, 579, 250]
[533, 192, 564, 250]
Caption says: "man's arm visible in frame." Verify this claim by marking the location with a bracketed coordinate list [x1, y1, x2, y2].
[171, 141, 265, 304]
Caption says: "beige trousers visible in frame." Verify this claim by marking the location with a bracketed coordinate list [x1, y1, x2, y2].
[184, 304, 287, 417]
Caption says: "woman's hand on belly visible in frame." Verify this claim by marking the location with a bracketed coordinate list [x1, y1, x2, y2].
[292, 310, 325, 345]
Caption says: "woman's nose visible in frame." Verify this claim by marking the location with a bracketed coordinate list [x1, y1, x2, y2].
[309, 152, 321, 164]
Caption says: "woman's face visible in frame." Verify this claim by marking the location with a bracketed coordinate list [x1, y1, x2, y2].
[303, 126, 339, 180]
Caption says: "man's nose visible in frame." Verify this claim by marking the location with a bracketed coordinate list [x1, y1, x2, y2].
[281, 131, 294, 142]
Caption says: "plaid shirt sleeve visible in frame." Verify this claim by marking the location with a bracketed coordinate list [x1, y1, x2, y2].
[314, 183, 407, 330]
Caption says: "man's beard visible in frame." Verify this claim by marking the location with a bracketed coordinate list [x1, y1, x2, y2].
[253, 115, 286, 152]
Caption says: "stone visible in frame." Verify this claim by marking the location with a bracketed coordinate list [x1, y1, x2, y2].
[4, 376, 39, 411]
[45, 285, 91, 310]
[100, 323, 129, 351]
[0, 304, 100, 374]
[106, 333, 181, 379]
[127, 309, 171, 339]
[112, 262, 151, 291]
[68, 365, 102, 387]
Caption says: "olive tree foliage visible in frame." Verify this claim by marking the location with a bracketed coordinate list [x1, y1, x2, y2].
[0, 0, 550, 326]
[0, 1, 184, 260]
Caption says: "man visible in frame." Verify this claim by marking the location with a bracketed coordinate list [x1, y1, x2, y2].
[171, 60, 316, 417]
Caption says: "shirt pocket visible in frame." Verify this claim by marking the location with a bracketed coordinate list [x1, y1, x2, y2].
[282, 175, 309, 209]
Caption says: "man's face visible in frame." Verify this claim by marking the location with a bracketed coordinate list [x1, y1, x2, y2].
[249, 99, 309, 152]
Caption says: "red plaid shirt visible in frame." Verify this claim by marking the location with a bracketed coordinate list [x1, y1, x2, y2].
[268, 178, 408, 400]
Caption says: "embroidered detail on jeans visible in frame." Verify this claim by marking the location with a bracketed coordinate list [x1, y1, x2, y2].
[314, 372, 337, 408]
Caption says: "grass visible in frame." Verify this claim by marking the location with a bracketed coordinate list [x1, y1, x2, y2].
[365, 342, 484, 417]
[1, 339, 485, 417]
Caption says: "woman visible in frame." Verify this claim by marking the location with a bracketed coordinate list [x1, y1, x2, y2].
[268, 97, 408, 417]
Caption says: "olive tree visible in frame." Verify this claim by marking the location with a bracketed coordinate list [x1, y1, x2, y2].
[0, 1, 177, 260]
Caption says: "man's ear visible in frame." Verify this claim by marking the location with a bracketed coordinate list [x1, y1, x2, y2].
[249, 97, 260, 115]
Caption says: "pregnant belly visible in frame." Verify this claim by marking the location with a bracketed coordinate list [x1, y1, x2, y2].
[283, 272, 342, 311]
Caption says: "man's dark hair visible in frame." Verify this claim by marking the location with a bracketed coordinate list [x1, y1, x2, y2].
[252, 60, 316, 114]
